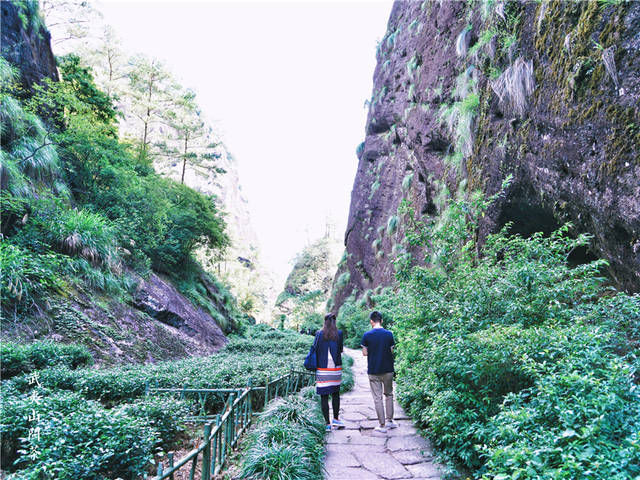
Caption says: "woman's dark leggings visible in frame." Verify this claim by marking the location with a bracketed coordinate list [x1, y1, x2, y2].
[320, 392, 340, 424]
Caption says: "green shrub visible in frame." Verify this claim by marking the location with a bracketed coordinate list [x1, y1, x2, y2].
[336, 291, 397, 348]
[0, 388, 91, 470]
[336, 295, 370, 348]
[117, 397, 191, 451]
[340, 355, 355, 393]
[384, 194, 640, 477]
[0, 388, 186, 477]
[481, 354, 640, 479]
[0, 340, 93, 379]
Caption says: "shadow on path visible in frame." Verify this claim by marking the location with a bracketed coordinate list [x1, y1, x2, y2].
[324, 348, 442, 480]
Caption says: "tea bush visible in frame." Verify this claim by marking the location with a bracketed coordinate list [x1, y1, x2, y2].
[1, 340, 93, 379]
[16, 403, 157, 480]
[2, 326, 312, 477]
[0, 388, 190, 476]
[8, 327, 312, 406]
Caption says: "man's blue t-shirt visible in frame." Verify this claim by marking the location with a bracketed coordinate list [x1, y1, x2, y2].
[361, 328, 395, 375]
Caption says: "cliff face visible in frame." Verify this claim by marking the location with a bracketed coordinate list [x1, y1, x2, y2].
[274, 237, 342, 331]
[0, 1, 58, 88]
[332, 0, 640, 309]
[155, 144, 277, 323]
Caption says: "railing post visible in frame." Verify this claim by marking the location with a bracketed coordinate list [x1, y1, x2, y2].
[189, 455, 197, 480]
[223, 411, 228, 466]
[168, 452, 174, 480]
[214, 414, 221, 475]
[230, 391, 237, 445]
[285, 369, 291, 396]
[264, 376, 270, 408]
[202, 424, 212, 480]
[156, 462, 163, 478]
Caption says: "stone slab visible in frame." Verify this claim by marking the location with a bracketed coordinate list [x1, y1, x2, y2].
[326, 444, 386, 455]
[361, 424, 418, 437]
[326, 466, 381, 480]
[327, 429, 387, 445]
[391, 449, 432, 465]
[405, 462, 441, 478]
[353, 451, 412, 479]
[342, 412, 368, 421]
[387, 435, 432, 453]
[324, 450, 360, 468]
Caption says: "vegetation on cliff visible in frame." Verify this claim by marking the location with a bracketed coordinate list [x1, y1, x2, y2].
[274, 236, 342, 332]
[1, 0, 251, 364]
[337, 190, 639, 478]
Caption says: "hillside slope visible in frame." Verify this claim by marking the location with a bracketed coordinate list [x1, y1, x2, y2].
[332, 0, 639, 308]
[0, 0, 237, 364]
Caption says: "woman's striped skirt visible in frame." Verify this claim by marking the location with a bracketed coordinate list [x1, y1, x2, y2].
[316, 367, 342, 395]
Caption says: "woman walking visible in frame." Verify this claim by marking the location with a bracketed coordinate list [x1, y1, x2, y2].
[315, 313, 345, 431]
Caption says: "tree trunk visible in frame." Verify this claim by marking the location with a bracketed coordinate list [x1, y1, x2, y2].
[180, 134, 188, 184]
[139, 73, 155, 161]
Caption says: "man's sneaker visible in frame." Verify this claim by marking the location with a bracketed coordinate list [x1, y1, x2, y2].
[387, 421, 399, 429]
[332, 419, 345, 429]
[325, 424, 332, 432]
[374, 425, 388, 433]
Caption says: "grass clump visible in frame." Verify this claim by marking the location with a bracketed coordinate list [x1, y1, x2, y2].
[240, 392, 325, 480]
[387, 215, 399, 236]
[491, 56, 535, 117]
[336, 272, 350, 290]
[402, 172, 414, 191]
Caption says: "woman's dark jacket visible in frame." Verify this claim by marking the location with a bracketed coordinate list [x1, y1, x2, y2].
[314, 330, 343, 368]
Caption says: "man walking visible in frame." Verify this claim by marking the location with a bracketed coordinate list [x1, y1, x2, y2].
[361, 310, 397, 433]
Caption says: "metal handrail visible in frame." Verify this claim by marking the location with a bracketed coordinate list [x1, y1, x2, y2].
[148, 368, 315, 480]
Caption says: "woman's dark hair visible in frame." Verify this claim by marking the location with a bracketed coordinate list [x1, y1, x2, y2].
[322, 313, 338, 341]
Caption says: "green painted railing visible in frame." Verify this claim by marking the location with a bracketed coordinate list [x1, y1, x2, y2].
[147, 369, 315, 480]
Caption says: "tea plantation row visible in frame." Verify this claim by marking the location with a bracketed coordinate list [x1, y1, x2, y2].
[1, 325, 313, 479]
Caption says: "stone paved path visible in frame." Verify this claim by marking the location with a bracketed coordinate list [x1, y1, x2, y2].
[324, 348, 441, 480]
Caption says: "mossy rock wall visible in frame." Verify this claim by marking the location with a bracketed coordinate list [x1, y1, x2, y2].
[332, 0, 640, 309]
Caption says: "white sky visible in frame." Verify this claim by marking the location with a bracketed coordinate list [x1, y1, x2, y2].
[96, 0, 392, 282]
